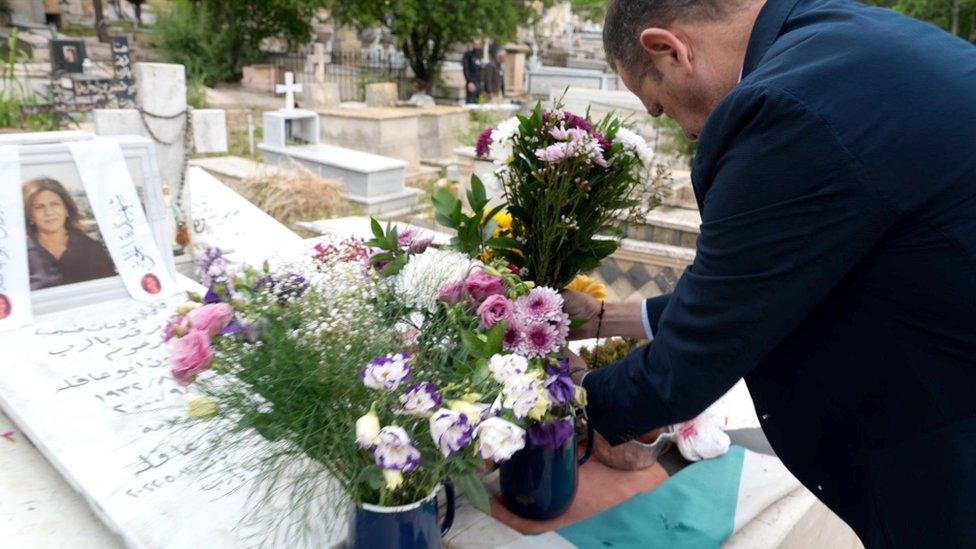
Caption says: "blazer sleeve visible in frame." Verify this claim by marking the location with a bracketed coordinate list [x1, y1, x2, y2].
[583, 87, 892, 444]
[644, 294, 671, 337]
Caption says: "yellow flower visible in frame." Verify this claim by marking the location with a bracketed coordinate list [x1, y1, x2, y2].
[526, 392, 552, 421]
[492, 211, 513, 230]
[566, 275, 608, 301]
[187, 397, 218, 419]
[383, 470, 404, 491]
[449, 400, 484, 423]
[573, 385, 588, 408]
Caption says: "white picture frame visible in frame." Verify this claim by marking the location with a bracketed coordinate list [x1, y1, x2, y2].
[10, 134, 175, 315]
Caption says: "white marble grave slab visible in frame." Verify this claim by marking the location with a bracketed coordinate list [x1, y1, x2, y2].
[186, 167, 303, 265]
[0, 283, 346, 549]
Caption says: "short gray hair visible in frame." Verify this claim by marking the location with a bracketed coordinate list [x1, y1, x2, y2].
[603, 0, 739, 77]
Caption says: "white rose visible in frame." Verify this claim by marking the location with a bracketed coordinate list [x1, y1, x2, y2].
[488, 353, 529, 384]
[355, 409, 381, 448]
[475, 417, 526, 462]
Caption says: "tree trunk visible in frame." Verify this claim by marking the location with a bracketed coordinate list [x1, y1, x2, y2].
[951, 0, 961, 35]
[92, 0, 110, 43]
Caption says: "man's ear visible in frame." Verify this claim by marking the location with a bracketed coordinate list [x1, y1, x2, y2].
[639, 28, 693, 75]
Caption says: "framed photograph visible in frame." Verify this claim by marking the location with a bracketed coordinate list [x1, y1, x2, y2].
[10, 135, 174, 314]
[50, 39, 86, 74]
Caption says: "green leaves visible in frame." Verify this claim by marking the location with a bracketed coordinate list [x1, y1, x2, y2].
[358, 465, 386, 491]
[454, 471, 491, 514]
[430, 176, 505, 258]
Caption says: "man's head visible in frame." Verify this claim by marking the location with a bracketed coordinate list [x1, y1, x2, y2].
[472, 37, 483, 50]
[603, 0, 765, 140]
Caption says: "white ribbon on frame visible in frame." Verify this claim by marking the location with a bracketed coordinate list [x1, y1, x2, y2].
[0, 146, 33, 331]
[68, 137, 177, 302]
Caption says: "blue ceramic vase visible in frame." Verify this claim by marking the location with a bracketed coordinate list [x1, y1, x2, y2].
[499, 419, 594, 520]
[348, 480, 455, 549]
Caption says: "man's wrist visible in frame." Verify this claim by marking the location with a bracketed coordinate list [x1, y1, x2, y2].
[599, 300, 648, 339]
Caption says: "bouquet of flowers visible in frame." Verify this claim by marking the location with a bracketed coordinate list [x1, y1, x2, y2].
[470, 102, 662, 288]
[167, 227, 586, 532]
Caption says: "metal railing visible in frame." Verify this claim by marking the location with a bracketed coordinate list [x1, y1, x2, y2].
[269, 50, 411, 103]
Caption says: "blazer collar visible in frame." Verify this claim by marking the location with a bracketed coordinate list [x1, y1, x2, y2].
[742, 0, 802, 78]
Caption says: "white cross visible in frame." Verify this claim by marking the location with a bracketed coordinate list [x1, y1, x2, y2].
[307, 43, 329, 83]
[275, 71, 303, 111]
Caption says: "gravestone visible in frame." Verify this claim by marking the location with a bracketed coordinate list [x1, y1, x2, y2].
[93, 63, 188, 196]
[260, 103, 421, 215]
[302, 43, 342, 109]
[503, 43, 530, 94]
[191, 110, 228, 154]
[526, 66, 618, 96]
[317, 106, 421, 166]
[365, 82, 398, 108]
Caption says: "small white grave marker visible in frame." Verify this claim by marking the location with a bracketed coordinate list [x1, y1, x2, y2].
[275, 72, 303, 111]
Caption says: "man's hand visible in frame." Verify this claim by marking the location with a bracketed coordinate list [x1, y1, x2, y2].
[467, 82, 476, 93]
[561, 289, 601, 340]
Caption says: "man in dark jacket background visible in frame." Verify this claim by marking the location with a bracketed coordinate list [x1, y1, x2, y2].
[461, 37, 485, 103]
[564, 0, 976, 546]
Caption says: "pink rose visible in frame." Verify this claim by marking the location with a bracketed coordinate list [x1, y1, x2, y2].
[477, 294, 513, 328]
[187, 303, 234, 337]
[464, 270, 505, 303]
[169, 330, 213, 385]
[163, 315, 189, 341]
[437, 281, 467, 305]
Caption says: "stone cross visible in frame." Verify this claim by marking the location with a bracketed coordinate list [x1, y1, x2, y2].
[275, 71, 303, 111]
[308, 43, 329, 83]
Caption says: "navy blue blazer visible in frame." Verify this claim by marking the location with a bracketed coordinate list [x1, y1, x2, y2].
[582, 0, 976, 545]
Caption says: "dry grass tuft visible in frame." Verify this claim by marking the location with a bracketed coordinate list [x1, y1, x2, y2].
[230, 161, 351, 230]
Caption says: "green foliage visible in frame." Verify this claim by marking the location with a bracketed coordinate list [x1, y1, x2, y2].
[430, 176, 506, 258]
[327, 0, 549, 89]
[579, 337, 644, 370]
[0, 31, 56, 131]
[570, 0, 607, 23]
[865, 0, 976, 41]
[155, 0, 321, 83]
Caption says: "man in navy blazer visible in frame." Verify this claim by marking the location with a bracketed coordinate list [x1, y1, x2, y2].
[565, 0, 976, 545]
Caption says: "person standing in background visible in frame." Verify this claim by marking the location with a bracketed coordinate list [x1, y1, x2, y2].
[462, 37, 485, 104]
[482, 46, 507, 99]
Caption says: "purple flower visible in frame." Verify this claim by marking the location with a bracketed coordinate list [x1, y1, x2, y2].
[361, 352, 411, 391]
[544, 370, 575, 406]
[255, 273, 309, 302]
[164, 315, 189, 341]
[535, 141, 575, 164]
[437, 280, 467, 305]
[203, 286, 224, 304]
[516, 319, 559, 358]
[527, 419, 574, 450]
[563, 112, 593, 133]
[429, 409, 475, 457]
[514, 287, 564, 321]
[399, 382, 442, 415]
[372, 426, 421, 472]
[198, 247, 232, 290]
[503, 322, 521, 352]
[475, 127, 494, 158]
[477, 294, 513, 328]
[409, 236, 434, 254]
[396, 227, 418, 247]
[594, 132, 611, 152]
[464, 270, 505, 303]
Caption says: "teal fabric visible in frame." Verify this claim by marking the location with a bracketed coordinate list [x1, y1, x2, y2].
[557, 445, 745, 549]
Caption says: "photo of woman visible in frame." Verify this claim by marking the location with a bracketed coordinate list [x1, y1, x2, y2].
[0, 294, 10, 320]
[140, 273, 161, 295]
[23, 177, 116, 290]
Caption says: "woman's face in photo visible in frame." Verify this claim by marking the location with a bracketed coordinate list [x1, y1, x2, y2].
[30, 190, 68, 234]
[0, 297, 9, 318]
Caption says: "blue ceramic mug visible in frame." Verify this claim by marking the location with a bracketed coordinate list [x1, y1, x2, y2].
[499, 418, 595, 520]
[348, 479, 455, 549]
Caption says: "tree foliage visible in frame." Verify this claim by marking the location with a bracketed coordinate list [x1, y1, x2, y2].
[326, 0, 548, 90]
[156, 0, 322, 83]
[865, 0, 976, 42]
[570, 0, 608, 23]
